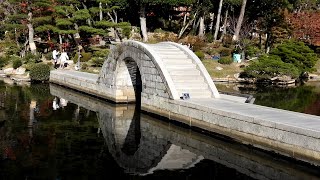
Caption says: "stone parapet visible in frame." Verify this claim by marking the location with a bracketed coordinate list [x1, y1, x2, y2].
[141, 95, 320, 166]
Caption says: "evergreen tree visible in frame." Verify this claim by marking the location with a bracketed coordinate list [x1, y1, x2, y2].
[1, 0, 55, 55]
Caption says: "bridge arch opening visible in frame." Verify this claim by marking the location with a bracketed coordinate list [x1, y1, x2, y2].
[117, 57, 142, 106]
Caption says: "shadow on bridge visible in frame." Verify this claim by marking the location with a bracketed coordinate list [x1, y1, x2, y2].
[50, 84, 320, 178]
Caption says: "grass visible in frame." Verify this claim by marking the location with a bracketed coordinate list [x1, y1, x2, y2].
[202, 59, 245, 79]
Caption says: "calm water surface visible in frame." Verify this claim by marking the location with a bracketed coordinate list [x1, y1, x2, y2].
[0, 80, 319, 180]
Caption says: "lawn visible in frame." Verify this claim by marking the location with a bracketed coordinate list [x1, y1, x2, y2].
[202, 59, 245, 79]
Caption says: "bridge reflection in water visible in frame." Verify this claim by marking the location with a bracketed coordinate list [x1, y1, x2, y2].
[50, 84, 320, 179]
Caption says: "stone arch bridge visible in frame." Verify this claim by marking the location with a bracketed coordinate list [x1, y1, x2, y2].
[50, 41, 320, 165]
[97, 40, 220, 102]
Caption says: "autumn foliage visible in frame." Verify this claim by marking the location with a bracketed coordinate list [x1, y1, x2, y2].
[286, 11, 320, 46]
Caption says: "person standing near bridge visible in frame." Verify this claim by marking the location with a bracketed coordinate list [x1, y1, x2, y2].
[52, 48, 60, 69]
[59, 49, 69, 69]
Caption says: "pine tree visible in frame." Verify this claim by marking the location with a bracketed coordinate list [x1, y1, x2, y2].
[2, 0, 55, 55]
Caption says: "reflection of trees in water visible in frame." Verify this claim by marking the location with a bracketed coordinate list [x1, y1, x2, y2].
[253, 85, 317, 114]
[217, 82, 320, 115]
[2, 83, 320, 179]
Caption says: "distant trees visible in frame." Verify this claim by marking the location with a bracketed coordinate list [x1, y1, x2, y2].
[0, 0, 320, 57]
[0, 0, 131, 55]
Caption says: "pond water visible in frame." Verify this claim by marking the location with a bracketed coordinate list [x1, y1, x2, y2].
[0, 81, 319, 180]
[216, 81, 320, 116]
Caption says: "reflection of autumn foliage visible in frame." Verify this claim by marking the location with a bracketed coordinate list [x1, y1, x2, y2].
[304, 95, 320, 116]
[21, 99, 53, 123]
[0, 128, 17, 160]
[286, 12, 320, 46]
[37, 99, 53, 118]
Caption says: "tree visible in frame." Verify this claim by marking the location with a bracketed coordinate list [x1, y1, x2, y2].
[214, 0, 223, 41]
[286, 11, 320, 46]
[289, 0, 320, 12]
[137, 0, 195, 42]
[1, 0, 55, 55]
[270, 40, 318, 73]
[232, 0, 247, 41]
[242, 54, 300, 80]
[246, 0, 291, 52]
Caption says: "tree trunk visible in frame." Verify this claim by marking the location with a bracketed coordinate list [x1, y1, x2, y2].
[183, 13, 187, 26]
[265, 33, 270, 53]
[81, 2, 91, 26]
[193, 17, 201, 36]
[113, 10, 120, 40]
[214, 0, 223, 41]
[140, 4, 148, 42]
[259, 33, 262, 49]
[219, 9, 228, 41]
[198, 16, 205, 38]
[179, 12, 197, 38]
[14, 28, 20, 47]
[73, 23, 80, 39]
[233, 0, 247, 41]
[106, 11, 122, 42]
[27, 12, 36, 54]
[179, 18, 194, 38]
[99, 2, 103, 21]
[209, 13, 214, 33]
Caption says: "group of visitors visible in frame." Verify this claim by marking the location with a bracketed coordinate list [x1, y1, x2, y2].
[52, 48, 69, 69]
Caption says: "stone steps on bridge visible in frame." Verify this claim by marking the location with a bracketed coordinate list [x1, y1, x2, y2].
[166, 64, 197, 69]
[162, 59, 193, 64]
[169, 69, 201, 76]
[151, 44, 213, 98]
[175, 83, 208, 89]
[159, 54, 190, 59]
[171, 75, 205, 82]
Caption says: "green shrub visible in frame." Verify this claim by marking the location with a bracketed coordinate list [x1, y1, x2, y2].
[195, 51, 205, 60]
[12, 58, 22, 69]
[270, 40, 318, 73]
[122, 27, 131, 38]
[81, 63, 88, 70]
[218, 57, 233, 64]
[220, 48, 232, 57]
[44, 52, 53, 61]
[24, 53, 41, 63]
[0, 40, 21, 56]
[91, 57, 105, 67]
[245, 45, 260, 57]
[24, 63, 36, 71]
[242, 55, 300, 79]
[73, 52, 92, 63]
[0, 56, 9, 69]
[29, 63, 51, 82]
[93, 49, 109, 58]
